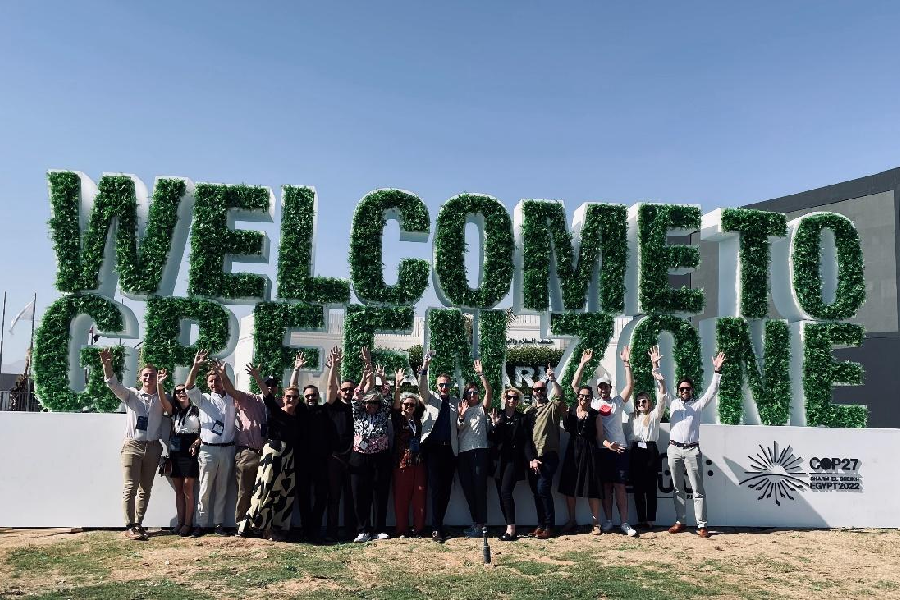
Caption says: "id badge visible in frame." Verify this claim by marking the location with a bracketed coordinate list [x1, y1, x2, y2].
[638, 441, 647, 449]
[408, 437, 420, 453]
[358, 440, 369, 451]
[135, 415, 148, 431]
[212, 420, 225, 436]
[169, 436, 182, 452]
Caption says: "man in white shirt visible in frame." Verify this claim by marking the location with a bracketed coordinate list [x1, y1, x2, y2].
[667, 352, 725, 539]
[100, 348, 172, 541]
[185, 349, 237, 537]
[572, 346, 636, 537]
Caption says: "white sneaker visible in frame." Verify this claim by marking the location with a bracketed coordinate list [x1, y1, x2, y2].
[353, 532, 372, 543]
[601, 520, 614, 532]
[621, 522, 637, 537]
[374, 532, 390, 540]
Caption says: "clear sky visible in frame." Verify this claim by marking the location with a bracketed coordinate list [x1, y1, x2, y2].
[2, 1, 900, 370]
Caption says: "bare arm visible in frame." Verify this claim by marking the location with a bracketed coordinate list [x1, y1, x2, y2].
[156, 369, 173, 414]
[474, 360, 492, 410]
[571, 349, 593, 394]
[394, 368, 405, 410]
[327, 346, 341, 403]
[289, 351, 306, 389]
[245, 363, 268, 397]
[649, 345, 668, 417]
[546, 362, 563, 400]
[214, 361, 239, 398]
[359, 346, 374, 393]
[185, 349, 208, 390]
[619, 345, 634, 402]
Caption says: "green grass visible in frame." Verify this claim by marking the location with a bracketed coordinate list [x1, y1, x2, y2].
[21, 579, 210, 600]
[7, 537, 133, 581]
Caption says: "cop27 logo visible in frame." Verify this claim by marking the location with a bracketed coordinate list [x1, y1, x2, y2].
[739, 442, 808, 506]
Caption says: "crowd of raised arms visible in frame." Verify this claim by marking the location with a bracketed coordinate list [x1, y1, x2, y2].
[100, 342, 725, 543]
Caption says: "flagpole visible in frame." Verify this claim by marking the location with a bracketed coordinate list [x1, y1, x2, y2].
[27, 292, 36, 411]
[0, 291, 7, 373]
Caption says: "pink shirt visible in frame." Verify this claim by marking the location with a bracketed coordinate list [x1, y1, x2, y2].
[233, 390, 267, 451]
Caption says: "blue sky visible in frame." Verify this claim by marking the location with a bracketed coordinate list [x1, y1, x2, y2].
[2, 1, 900, 370]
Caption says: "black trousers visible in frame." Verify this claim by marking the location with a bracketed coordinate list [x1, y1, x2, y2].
[297, 457, 329, 538]
[629, 441, 660, 523]
[527, 451, 559, 529]
[457, 448, 489, 525]
[495, 460, 519, 525]
[424, 442, 456, 532]
[327, 452, 356, 538]
[350, 450, 392, 535]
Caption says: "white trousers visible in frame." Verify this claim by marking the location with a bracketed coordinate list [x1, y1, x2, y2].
[197, 445, 235, 526]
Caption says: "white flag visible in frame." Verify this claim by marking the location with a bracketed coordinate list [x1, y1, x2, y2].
[9, 299, 35, 334]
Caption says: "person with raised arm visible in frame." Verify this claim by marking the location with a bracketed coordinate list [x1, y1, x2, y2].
[210, 358, 268, 533]
[417, 350, 460, 543]
[489, 387, 528, 541]
[572, 347, 637, 537]
[523, 364, 565, 539]
[238, 364, 305, 541]
[100, 348, 172, 541]
[320, 345, 356, 541]
[167, 381, 200, 537]
[558, 382, 603, 535]
[456, 359, 493, 538]
[667, 351, 726, 539]
[184, 349, 236, 537]
[629, 346, 668, 531]
[290, 351, 333, 542]
[349, 347, 393, 543]
[391, 367, 426, 538]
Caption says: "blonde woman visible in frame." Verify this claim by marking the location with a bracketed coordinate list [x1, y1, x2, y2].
[629, 346, 667, 530]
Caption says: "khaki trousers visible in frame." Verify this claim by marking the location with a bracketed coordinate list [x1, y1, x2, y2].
[235, 447, 262, 523]
[120, 439, 162, 527]
[667, 444, 707, 528]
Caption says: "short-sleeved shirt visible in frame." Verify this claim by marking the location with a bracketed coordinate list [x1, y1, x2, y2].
[186, 386, 237, 444]
[105, 376, 165, 442]
[592, 395, 631, 447]
[457, 404, 489, 453]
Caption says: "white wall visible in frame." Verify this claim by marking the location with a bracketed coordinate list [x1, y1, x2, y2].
[0, 412, 895, 528]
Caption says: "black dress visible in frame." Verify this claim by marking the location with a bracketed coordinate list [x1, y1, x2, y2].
[557, 408, 603, 498]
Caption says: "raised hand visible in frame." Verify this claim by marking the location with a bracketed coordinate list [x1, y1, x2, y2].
[245, 363, 261, 379]
[193, 349, 209, 368]
[473, 359, 483, 376]
[294, 351, 306, 371]
[579, 348, 593, 366]
[157, 369, 168, 385]
[422, 349, 434, 369]
[99, 347, 112, 365]
[490, 408, 500, 426]
[375, 363, 387, 381]
[712, 352, 726, 371]
[360, 346, 373, 367]
[546, 363, 556, 381]
[648, 345, 662, 366]
[395, 368, 406, 386]
[330, 346, 343, 364]
[619, 345, 631, 363]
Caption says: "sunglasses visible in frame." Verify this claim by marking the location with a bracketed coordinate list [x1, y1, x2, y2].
[532, 387, 546, 393]
[636, 399, 649, 404]
[678, 387, 692, 392]
[437, 382, 450, 387]
[340, 387, 354, 393]
[577, 393, 592, 399]
[402, 402, 417, 408]
[175, 389, 187, 395]
[505, 395, 519, 401]
[304, 393, 318, 398]
[284, 395, 300, 400]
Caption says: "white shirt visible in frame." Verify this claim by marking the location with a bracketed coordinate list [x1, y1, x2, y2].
[457, 404, 489, 453]
[668, 373, 721, 445]
[105, 376, 164, 442]
[631, 391, 668, 443]
[592, 395, 631, 447]
[186, 386, 236, 444]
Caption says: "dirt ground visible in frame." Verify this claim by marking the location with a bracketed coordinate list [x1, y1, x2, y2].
[1, 526, 899, 599]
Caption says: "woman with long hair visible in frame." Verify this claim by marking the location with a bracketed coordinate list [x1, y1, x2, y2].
[168, 383, 201, 536]
[455, 360, 493, 538]
[630, 345, 667, 530]
[558, 384, 603, 534]
[489, 386, 528, 541]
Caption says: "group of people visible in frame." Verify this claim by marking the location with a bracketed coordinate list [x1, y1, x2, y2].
[100, 341, 725, 543]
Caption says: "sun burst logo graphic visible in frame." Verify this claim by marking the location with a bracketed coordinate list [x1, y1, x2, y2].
[739, 441, 808, 506]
